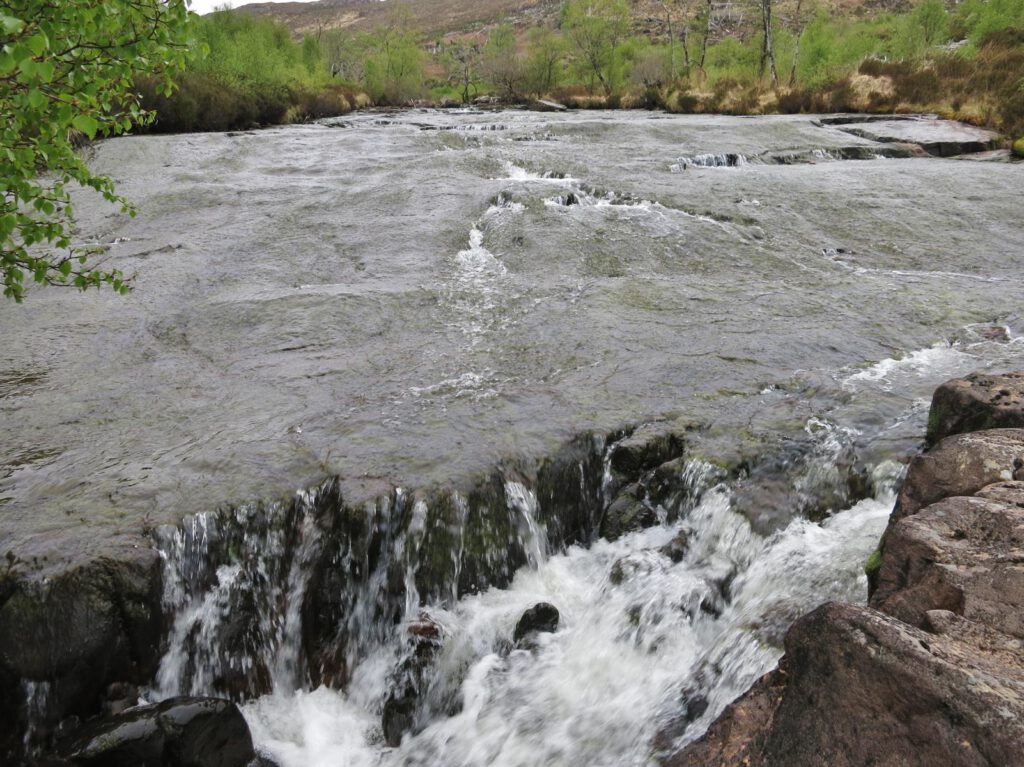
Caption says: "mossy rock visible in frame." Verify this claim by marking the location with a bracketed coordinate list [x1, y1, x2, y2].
[1013, 138, 1024, 159]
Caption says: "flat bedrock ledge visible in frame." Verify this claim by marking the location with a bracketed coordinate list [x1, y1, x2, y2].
[662, 371, 1024, 767]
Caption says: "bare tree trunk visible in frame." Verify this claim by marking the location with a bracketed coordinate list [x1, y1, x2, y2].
[759, 0, 779, 87]
[698, 0, 713, 74]
[659, 2, 676, 75]
[788, 0, 805, 87]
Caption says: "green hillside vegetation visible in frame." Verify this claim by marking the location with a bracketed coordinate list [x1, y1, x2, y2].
[143, 0, 1024, 142]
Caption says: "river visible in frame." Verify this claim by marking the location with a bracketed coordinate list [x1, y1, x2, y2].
[1, 110, 1023, 764]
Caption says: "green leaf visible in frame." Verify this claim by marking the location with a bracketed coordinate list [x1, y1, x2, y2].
[26, 35, 48, 57]
[0, 12, 24, 35]
[71, 114, 99, 138]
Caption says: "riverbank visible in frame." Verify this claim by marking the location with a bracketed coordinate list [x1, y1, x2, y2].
[134, 28, 1024, 147]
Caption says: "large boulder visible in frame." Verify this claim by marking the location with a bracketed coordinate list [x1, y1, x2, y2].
[665, 603, 1024, 767]
[763, 603, 1024, 766]
[55, 697, 258, 767]
[871, 492, 1024, 637]
[0, 549, 163, 761]
[926, 372, 1024, 444]
[891, 428, 1024, 522]
[664, 374, 1024, 767]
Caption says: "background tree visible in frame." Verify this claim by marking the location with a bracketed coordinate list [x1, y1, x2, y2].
[523, 26, 565, 98]
[355, 5, 425, 104]
[0, 0, 193, 302]
[481, 25, 525, 100]
[562, 0, 633, 95]
[441, 39, 482, 103]
[758, 0, 780, 86]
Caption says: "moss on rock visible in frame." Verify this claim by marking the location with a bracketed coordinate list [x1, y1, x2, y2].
[1013, 138, 1024, 158]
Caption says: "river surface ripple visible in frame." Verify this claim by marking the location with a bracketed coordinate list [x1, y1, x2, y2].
[1, 110, 1022, 560]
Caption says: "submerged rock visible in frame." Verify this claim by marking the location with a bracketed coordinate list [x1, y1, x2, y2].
[55, 697, 257, 767]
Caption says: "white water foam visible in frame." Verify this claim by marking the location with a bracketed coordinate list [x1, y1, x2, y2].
[242, 472, 892, 767]
[843, 343, 977, 392]
[448, 227, 510, 345]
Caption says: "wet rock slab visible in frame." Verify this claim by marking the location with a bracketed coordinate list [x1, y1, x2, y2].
[834, 117, 999, 157]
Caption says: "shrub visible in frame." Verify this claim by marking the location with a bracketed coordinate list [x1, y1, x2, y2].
[777, 89, 814, 113]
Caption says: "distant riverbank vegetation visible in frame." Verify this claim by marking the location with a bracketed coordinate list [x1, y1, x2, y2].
[136, 10, 367, 132]
[142, 0, 1024, 140]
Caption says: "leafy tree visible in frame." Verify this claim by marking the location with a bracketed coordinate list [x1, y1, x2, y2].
[523, 27, 565, 97]
[441, 38, 481, 103]
[0, 0, 193, 302]
[358, 20, 425, 104]
[562, 0, 632, 95]
[481, 25, 524, 100]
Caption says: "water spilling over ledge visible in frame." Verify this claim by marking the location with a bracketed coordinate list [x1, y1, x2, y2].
[143, 416, 897, 766]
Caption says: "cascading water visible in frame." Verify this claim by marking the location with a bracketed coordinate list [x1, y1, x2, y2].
[146, 399, 910, 766]
[233, 453, 898, 767]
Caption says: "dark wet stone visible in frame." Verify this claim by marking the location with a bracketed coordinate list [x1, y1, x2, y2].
[382, 695, 416, 748]
[600, 484, 658, 542]
[513, 603, 560, 644]
[609, 423, 688, 479]
[381, 614, 446, 747]
[55, 696, 255, 767]
[0, 549, 162, 761]
[660, 532, 690, 563]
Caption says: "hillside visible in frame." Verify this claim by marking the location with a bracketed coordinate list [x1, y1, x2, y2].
[239, 0, 911, 40]
[239, 0, 561, 38]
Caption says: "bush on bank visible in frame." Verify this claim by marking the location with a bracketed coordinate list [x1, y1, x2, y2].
[136, 10, 366, 132]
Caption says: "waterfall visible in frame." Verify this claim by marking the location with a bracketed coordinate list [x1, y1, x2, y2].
[141, 411, 898, 765]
